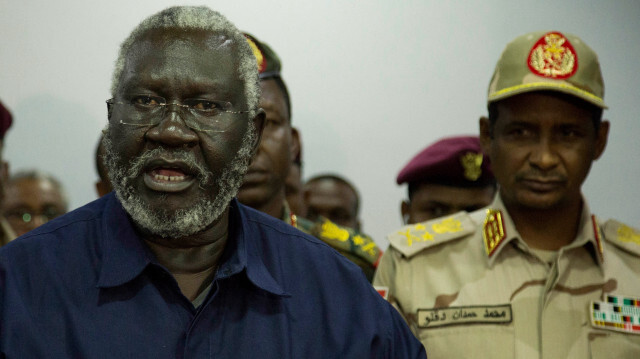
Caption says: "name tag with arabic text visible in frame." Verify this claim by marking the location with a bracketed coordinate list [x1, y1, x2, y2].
[418, 304, 512, 328]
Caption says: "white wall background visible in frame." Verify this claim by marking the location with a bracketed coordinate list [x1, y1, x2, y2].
[1, 0, 638, 249]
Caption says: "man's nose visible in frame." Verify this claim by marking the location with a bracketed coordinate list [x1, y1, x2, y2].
[145, 104, 199, 147]
[529, 138, 559, 171]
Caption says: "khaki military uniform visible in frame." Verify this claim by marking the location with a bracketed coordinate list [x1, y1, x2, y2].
[281, 201, 382, 282]
[374, 195, 640, 358]
[0, 216, 16, 247]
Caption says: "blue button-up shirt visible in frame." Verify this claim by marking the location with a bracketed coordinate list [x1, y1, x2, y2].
[0, 194, 425, 358]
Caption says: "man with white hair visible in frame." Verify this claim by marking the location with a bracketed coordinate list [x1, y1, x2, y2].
[0, 6, 425, 358]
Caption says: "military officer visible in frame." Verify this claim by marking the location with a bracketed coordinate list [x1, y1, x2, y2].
[303, 173, 362, 231]
[238, 34, 382, 281]
[397, 135, 496, 225]
[374, 31, 640, 358]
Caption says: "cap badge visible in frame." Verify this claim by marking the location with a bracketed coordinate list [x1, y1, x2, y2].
[245, 36, 267, 73]
[460, 152, 483, 181]
[527, 31, 578, 79]
[483, 209, 506, 257]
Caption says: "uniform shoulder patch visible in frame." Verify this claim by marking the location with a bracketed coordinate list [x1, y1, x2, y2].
[306, 217, 382, 267]
[387, 212, 476, 258]
[602, 219, 640, 257]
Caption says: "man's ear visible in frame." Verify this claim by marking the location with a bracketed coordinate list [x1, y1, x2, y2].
[96, 181, 110, 198]
[250, 109, 266, 155]
[479, 116, 493, 155]
[401, 200, 410, 225]
[593, 120, 610, 161]
[290, 127, 301, 162]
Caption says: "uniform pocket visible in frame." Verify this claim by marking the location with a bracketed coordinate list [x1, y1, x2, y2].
[419, 325, 514, 359]
[589, 331, 640, 359]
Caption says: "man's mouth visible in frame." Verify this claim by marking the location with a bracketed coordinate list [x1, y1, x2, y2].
[142, 160, 197, 192]
[242, 168, 268, 184]
[520, 178, 564, 192]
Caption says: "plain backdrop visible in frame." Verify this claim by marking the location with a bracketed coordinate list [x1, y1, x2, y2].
[1, 0, 638, 249]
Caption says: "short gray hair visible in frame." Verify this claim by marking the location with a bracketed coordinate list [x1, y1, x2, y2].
[110, 6, 260, 118]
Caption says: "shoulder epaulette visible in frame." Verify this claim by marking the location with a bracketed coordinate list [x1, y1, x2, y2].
[602, 219, 640, 257]
[387, 211, 477, 258]
[299, 216, 382, 268]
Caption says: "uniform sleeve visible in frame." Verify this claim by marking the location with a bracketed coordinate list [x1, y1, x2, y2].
[373, 246, 397, 287]
[373, 247, 411, 322]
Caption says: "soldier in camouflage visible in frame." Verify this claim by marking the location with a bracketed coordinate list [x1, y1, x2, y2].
[238, 34, 381, 281]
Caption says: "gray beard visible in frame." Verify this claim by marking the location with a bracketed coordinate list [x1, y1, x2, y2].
[103, 123, 256, 239]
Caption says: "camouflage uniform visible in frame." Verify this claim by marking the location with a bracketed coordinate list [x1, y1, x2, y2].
[374, 194, 640, 358]
[282, 202, 382, 282]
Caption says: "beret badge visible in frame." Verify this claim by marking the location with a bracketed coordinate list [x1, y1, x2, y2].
[460, 152, 483, 181]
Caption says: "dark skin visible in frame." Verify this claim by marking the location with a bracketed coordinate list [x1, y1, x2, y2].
[95, 136, 113, 197]
[285, 162, 306, 217]
[480, 92, 609, 250]
[303, 179, 360, 230]
[108, 28, 264, 300]
[0, 140, 11, 246]
[2, 177, 67, 236]
[237, 79, 300, 218]
[401, 183, 495, 224]
[0, 140, 7, 208]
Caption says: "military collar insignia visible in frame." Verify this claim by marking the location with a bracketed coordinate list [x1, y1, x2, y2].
[483, 209, 506, 258]
[591, 215, 604, 264]
[245, 35, 267, 74]
[460, 152, 483, 181]
[528, 31, 578, 79]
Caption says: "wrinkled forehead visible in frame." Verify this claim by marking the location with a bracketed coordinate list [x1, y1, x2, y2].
[133, 27, 239, 52]
[6, 177, 63, 200]
[119, 28, 244, 91]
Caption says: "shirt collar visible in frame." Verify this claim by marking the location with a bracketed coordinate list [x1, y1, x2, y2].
[484, 194, 604, 267]
[96, 195, 289, 297]
[227, 199, 290, 297]
[96, 193, 154, 288]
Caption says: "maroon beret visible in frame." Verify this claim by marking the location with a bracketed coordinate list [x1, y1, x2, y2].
[397, 136, 494, 187]
[0, 100, 13, 140]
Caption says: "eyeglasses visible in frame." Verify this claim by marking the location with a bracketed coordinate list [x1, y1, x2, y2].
[106, 95, 250, 133]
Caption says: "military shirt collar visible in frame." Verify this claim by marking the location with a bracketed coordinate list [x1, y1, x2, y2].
[280, 200, 297, 227]
[484, 194, 604, 267]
